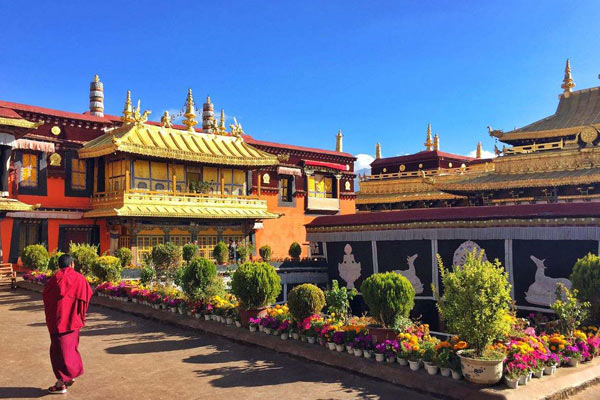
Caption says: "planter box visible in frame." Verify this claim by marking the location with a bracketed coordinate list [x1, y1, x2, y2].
[239, 308, 268, 328]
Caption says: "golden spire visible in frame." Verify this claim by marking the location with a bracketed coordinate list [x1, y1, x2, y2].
[476, 141, 482, 158]
[561, 59, 575, 96]
[182, 88, 198, 132]
[433, 133, 440, 151]
[424, 123, 433, 151]
[94, 74, 99, 83]
[121, 90, 134, 123]
[375, 142, 382, 159]
[219, 109, 226, 133]
[336, 130, 343, 152]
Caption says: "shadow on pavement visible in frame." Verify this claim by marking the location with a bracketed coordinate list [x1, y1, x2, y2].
[0, 387, 47, 398]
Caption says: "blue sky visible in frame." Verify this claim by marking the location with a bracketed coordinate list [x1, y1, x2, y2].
[2, 1, 600, 170]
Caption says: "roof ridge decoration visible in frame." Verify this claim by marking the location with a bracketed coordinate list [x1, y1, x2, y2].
[121, 91, 134, 123]
[561, 59, 576, 97]
[182, 89, 198, 132]
[424, 123, 433, 151]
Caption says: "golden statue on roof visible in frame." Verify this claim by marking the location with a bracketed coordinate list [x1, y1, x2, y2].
[132, 99, 151, 124]
[229, 117, 244, 137]
[161, 111, 173, 128]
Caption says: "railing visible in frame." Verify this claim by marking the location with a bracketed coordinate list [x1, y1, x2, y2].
[503, 140, 564, 155]
[360, 164, 494, 182]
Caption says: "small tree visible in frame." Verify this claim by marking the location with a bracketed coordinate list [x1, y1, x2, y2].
[361, 272, 415, 328]
[178, 257, 224, 300]
[114, 247, 132, 269]
[213, 241, 228, 264]
[570, 253, 600, 324]
[21, 244, 50, 271]
[182, 243, 199, 264]
[435, 250, 512, 358]
[288, 283, 326, 321]
[259, 245, 272, 262]
[151, 242, 181, 275]
[325, 279, 357, 322]
[237, 244, 255, 263]
[69, 242, 99, 276]
[91, 255, 123, 282]
[288, 242, 302, 260]
[48, 251, 65, 272]
[551, 283, 590, 337]
[231, 261, 281, 310]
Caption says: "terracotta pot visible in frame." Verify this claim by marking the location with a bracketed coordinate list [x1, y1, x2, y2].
[458, 350, 503, 385]
[368, 326, 397, 344]
[239, 307, 268, 327]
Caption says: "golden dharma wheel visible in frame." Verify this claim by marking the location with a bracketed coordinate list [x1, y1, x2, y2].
[580, 126, 598, 144]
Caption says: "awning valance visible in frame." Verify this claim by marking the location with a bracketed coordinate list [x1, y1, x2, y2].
[14, 139, 55, 153]
[0, 133, 16, 147]
[277, 166, 302, 176]
[304, 160, 347, 171]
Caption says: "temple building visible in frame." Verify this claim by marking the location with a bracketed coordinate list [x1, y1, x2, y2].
[308, 60, 600, 329]
[0, 76, 355, 265]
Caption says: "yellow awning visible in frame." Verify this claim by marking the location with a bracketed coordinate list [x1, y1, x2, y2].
[78, 122, 279, 167]
[0, 117, 42, 129]
[0, 198, 35, 212]
[84, 204, 279, 219]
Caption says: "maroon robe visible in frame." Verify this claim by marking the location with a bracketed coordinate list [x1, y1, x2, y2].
[43, 267, 93, 381]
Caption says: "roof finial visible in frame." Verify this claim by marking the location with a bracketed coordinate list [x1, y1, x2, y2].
[219, 109, 226, 133]
[202, 95, 215, 131]
[89, 74, 104, 117]
[561, 59, 575, 96]
[336, 129, 343, 152]
[424, 123, 433, 151]
[476, 141, 482, 158]
[375, 142, 382, 159]
[182, 89, 198, 132]
[433, 133, 440, 151]
[121, 90, 134, 123]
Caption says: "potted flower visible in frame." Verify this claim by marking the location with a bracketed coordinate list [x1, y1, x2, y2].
[405, 341, 422, 371]
[360, 273, 415, 344]
[435, 341, 453, 377]
[422, 340, 439, 375]
[375, 339, 397, 363]
[248, 317, 260, 332]
[231, 262, 281, 327]
[544, 353, 560, 375]
[435, 251, 512, 384]
[563, 344, 582, 367]
[503, 361, 525, 389]
[278, 319, 291, 340]
[374, 342, 386, 362]
[333, 331, 345, 352]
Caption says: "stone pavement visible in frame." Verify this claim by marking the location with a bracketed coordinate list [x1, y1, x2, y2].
[0, 288, 434, 400]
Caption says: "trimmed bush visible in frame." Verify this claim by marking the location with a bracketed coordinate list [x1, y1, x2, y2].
[435, 250, 512, 357]
[288, 242, 301, 260]
[213, 241, 228, 264]
[237, 244, 254, 263]
[21, 244, 50, 271]
[151, 242, 181, 274]
[48, 251, 65, 272]
[140, 265, 156, 284]
[91, 255, 122, 282]
[182, 243, 199, 264]
[178, 257, 224, 300]
[360, 272, 415, 329]
[288, 283, 325, 321]
[231, 261, 281, 310]
[69, 242, 98, 276]
[114, 247, 132, 269]
[571, 253, 600, 324]
[259, 245, 272, 262]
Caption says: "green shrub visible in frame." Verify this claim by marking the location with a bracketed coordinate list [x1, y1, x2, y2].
[325, 279, 357, 322]
[259, 245, 272, 262]
[69, 242, 98, 275]
[570, 253, 600, 324]
[434, 250, 512, 358]
[178, 257, 224, 300]
[114, 247, 132, 269]
[231, 261, 281, 310]
[288, 283, 325, 321]
[551, 284, 590, 337]
[182, 243, 199, 264]
[21, 244, 50, 271]
[237, 244, 254, 263]
[288, 242, 302, 260]
[361, 272, 415, 329]
[140, 265, 156, 284]
[48, 251, 65, 272]
[91, 255, 122, 282]
[151, 242, 181, 274]
[213, 241, 228, 264]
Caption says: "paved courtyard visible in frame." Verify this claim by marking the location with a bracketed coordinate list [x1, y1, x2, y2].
[0, 288, 432, 400]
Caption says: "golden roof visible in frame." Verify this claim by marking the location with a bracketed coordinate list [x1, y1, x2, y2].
[0, 198, 35, 212]
[78, 122, 279, 167]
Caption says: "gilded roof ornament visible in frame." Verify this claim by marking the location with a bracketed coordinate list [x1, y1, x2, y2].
[202, 95, 215, 131]
[161, 111, 173, 128]
[336, 129, 343, 152]
[132, 99, 151, 124]
[375, 143, 381, 159]
[218, 109, 227, 134]
[433, 133, 440, 151]
[424, 123, 433, 151]
[121, 90, 134, 123]
[561, 59, 576, 96]
[229, 117, 244, 137]
[476, 141, 482, 159]
[182, 88, 198, 131]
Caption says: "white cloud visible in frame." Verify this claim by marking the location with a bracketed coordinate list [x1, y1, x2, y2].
[467, 149, 496, 159]
[354, 153, 374, 170]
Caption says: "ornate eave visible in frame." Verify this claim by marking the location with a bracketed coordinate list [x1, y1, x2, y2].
[356, 191, 463, 205]
[0, 198, 36, 212]
[0, 116, 43, 130]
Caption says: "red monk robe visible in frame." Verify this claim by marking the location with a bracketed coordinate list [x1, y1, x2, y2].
[42, 266, 93, 383]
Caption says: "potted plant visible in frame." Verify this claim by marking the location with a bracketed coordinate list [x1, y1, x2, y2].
[248, 317, 260, 332]
[333, 331, 345, 352]
[436, 341, 453, 376]
[564, 344, 582, 367]
[406, 342, 422, 371]
[374, 342, 386, 362]
[422, 340, 439, 375]
[544, 353, 559, 375]
[213, 241, 229, 265]
[503, 361, 524, 389]
[288, 284, 325, 321]
[434, 250, 512, 384]
[231, 262, 281, 327]
[360, 272, 415, 344]
[325, 280, 357, 323]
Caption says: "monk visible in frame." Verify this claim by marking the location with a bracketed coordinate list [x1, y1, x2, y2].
[42, 254, 93, 394]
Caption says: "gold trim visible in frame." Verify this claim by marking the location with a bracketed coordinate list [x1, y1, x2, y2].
[0, 117, 42, 129]
[495, 124, 600, 141]
[0, 198, 35, 212]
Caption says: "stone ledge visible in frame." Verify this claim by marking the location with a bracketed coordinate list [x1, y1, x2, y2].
[18, 280, 600, 400]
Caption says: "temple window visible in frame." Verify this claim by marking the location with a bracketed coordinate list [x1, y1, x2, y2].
[203, 167, 219, 193]
[280, 176, 293, 202]
[71, 159, 87, 190]
[221, 168, 245, 195]
[18, 220, 42, 255]
[136, 234, 164, 261]
[21, 153, 38, 188]
[308, 174, 334, 198]
[107, 160, 127, 192]
[197, 235, 218, 259]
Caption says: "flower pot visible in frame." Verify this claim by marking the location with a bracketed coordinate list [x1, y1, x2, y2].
[264, 328, 271, 335]
[281, 333, 289, 340]
[335, 344, 344, 352]
[204, 314, 211, 321]
[544, 365, 557, 375]
[518, 375, 527, 386]
[259, 325, 264, 332]
[440, 367, 451, 377]
[533, 370, 543, 378]
[235, 321, 242, 328]
[346, 345, 353, 354]
[363, 350, 372, 359]
[308, 337, 316, 344]
[408, 360, 420, 371]
[178, 309, 184, 315]
[153, 304, 160, 310]
[457, 350, 503, 385]
[528, 371, 533, 381]
[161, 304, 166, 309]
[239, 307, 269, 328]
[568, 358, 579, 367]
[504, 376, 519, 389]
[292, 333, 300, 340]
[272, 330, 279, 336]
[132, 298, 138, 303]
[451, 370, 462, 380]
[327, 342, 336, 351]
[249, 326, 257, 332]
[186, 311, 192, 316]
[375, 353, 385, 362]
[353, 348, 363, 357]
[194, 313, 201, 319]
[226, 318, 233, 325]
[397, 357, 408, 366]
[368, 326, 398, 344]
[301, 335, 307, 342]
[425, 364, 438, 375]
[386, 356, 395, 363]
[170, 307, 176, 313]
